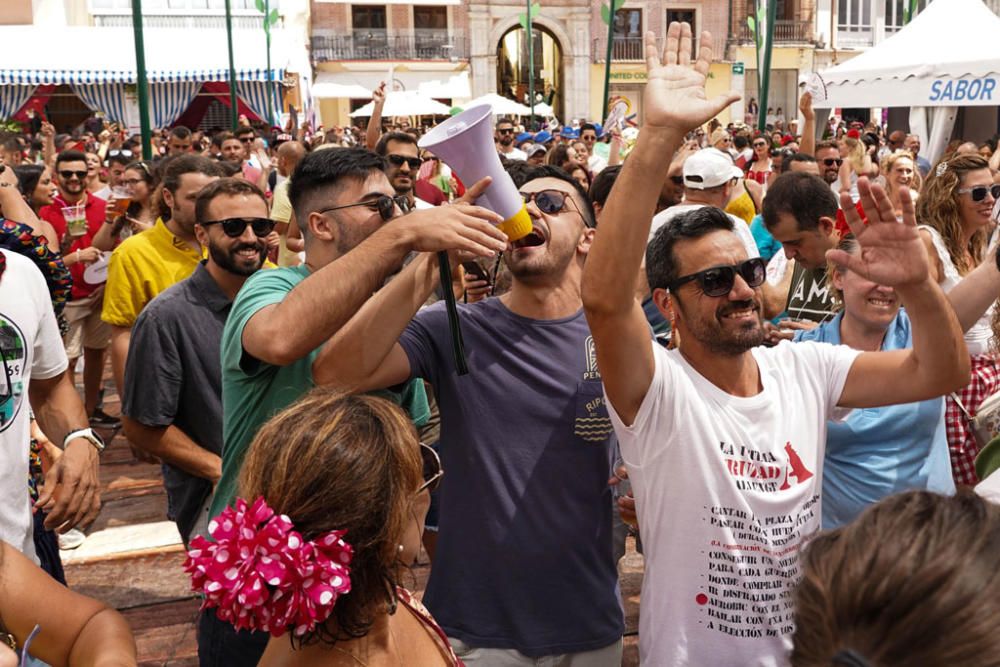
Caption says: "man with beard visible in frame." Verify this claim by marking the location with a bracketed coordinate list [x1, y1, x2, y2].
[373, 131, 433, 209]
[199, 148, 507, 666]
[121, 179, 269, 545]
[102, 155, 224, 397]
[496, 117, 527, 161]
[316, 165, 625, 664]
[39, 150, 111, 426]
[581, 23, 968, 665]
[815, 140, 843, 186]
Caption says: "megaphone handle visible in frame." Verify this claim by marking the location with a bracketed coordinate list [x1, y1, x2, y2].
[437, 251, 469, 376]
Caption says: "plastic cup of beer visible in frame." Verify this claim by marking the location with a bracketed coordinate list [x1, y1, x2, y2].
[110, 187, 132, 217]
[63, 205, 87, 237]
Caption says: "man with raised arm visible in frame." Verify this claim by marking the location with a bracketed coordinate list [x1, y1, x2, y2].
[581, 23, 969, 666]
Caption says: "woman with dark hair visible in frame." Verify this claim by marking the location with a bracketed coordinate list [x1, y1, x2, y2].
[744, 135, 775, 188]
[12, 164, 56, 213]
[93, 160, 157, 250]
[188, 389, 457, 667]
[792, 490, 1000, 667]
[917, 153, 1000, 485]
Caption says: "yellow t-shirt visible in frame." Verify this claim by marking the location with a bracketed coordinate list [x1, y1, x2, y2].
[101, 218, 202, 328]
[270, 180, 300, 268]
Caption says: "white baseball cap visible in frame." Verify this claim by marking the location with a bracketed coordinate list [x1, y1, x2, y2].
[683, 148, 744, 189]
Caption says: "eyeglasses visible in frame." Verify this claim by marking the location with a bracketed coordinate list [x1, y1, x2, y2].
[668, 257, 767, 297]
[199, 217, 276, 238]
[386, 154, 422, 170]
[58, 170, 88, 180]
[497, 128, 514, 135]
[958, 184, 1000, 202]
[822, 158, 844, 167]
[318, 194, 408, 222]
[520, 189, 577, 216]
[239, 137, 255, 144]
[753, 142, 767, 148]
[122, 178, 145, 187]
[418, 443, 443, 493]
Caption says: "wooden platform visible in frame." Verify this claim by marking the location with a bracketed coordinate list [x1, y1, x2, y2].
[63, 365, 643, 666]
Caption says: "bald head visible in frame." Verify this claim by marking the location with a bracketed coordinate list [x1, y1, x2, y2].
[888, 130, 906, 149]
[277, 141, 307, 177]
[955, 141, 980, 156]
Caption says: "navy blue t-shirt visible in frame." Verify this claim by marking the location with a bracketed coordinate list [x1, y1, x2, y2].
[399, 298, 623, 656]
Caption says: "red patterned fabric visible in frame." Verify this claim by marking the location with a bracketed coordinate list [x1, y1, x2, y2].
[946, 354, 1000, 485]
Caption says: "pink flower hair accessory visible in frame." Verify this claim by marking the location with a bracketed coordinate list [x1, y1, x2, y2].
[183, 496, 353, 637]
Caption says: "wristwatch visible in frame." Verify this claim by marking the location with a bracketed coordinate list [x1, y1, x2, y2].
[63, 427, 105, 453]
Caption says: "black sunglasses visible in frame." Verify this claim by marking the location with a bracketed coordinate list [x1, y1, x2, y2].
[753, 142, 767, 148]
[418, 443, 443, 493]
[668, 257, 767, 297]
[318, 194, 408, 222]
[58, 170, 88, 180]
[200, 217, 275, 238]
[497, 128, 514, 135]
[386, 154, 422, 170]
[239, 136, 255, 144]
[823, 157, 844, 167]
[958, 184, 1000, 203]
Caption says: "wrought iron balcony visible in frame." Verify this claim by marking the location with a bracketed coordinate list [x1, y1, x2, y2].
[736, 19, 813, 44]
[592, 35, 727, 63]
[311, 33, 467, 62]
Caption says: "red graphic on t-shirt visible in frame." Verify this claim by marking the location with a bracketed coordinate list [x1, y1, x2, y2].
[778, 442, 813, 490]
[695, 593, 709, 605]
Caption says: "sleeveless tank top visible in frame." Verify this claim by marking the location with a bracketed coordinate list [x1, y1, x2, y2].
[920, 225, 995, 356]
[725, 187, 757, 225]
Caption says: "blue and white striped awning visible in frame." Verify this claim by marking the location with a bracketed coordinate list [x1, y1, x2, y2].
[0, 27, 292, 86]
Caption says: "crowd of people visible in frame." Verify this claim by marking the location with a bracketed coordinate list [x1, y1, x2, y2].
[3, 20, 1000, 667]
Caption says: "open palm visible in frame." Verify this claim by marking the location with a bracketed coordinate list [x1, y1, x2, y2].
[827, 177, 928, 287]
[643, 23, 741, 134]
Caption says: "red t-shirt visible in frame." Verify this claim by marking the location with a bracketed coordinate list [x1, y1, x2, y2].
[40, 193, 107, 300]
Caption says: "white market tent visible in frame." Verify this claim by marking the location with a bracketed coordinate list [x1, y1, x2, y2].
[814, 0, 1000, 162]
[0, 26, 301, 127]
[462, 93, 533, 117]
[349, 90, 452, 117]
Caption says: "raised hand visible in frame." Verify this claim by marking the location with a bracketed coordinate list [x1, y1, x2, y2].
[799, 90, 814, 120]
[642, 23, 740, 135]
[826, 177, 928, 288]
[372, 81, 387, 106]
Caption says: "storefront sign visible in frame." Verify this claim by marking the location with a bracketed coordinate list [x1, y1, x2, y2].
[928, 77, 996, 103]
[609, 70, 647, 83]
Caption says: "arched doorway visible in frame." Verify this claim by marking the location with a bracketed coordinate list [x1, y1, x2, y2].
[496, 25, 563, 127]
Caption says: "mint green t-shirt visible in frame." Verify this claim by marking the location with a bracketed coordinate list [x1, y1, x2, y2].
[210, 265, 429, 520]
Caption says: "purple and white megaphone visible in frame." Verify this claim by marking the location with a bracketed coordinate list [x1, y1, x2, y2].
[418, 105, 533, 242]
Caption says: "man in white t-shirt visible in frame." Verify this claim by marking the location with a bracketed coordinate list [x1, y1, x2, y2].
[0, 248, 102, 560]
[582, 23, 970, 667]
[648, 147, 758, 258]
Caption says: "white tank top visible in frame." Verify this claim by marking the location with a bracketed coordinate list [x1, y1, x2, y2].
[920, 225, 995, 356]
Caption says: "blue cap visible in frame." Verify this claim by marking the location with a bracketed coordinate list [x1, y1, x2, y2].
[593, 123, 604, 136]
[515, 132, 533, 145]
[561, 127, 579, 139]
[534, 130, 553, 144]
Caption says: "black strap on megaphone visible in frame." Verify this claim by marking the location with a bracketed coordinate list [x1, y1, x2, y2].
[398, 196, 469, 375]
[437, 251, 469, 376]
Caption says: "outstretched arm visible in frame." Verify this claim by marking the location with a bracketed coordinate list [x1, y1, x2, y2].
[834, 180, 970, 408]
[582, 23, 739, 426]
[798, 91, 816, 156]
[0, 542, 136, 666]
